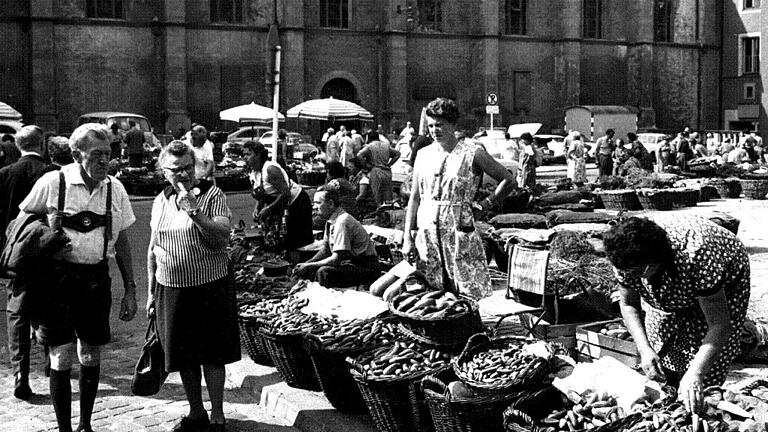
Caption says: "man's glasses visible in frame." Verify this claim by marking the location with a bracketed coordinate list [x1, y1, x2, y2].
[162, 164, 194, 175]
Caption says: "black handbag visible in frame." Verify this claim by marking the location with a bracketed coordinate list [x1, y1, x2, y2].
[131, 317, 168, 396]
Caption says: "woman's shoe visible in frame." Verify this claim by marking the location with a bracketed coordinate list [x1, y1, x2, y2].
[209, 421, 226, 432]
[171, 416, 210, 432]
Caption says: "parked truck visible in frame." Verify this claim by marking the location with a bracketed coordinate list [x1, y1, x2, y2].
[564, 105, 638, 143]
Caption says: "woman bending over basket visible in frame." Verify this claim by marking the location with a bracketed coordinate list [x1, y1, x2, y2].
[602, 214, 750, 414]
[146, 141, 240, 432]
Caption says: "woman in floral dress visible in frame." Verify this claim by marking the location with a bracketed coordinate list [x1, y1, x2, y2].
[402, 98, 517, 299]
[566, 133, 587, 185]
[603, 214, 750, 414]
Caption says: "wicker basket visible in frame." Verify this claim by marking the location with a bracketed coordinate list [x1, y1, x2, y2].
[635, 189, 674, 211]
[670, 188, 699, 207]
[422, 375, 526, 432]
[707, 178, 742, 198]
[390, 296, 485, 349]
[348, 352, 454, 432]
[305, 338, 369, 413]
[594, 190, 642, 211]
[453, 334, 549, 396]
[503, 387, 643, 432]
[260, 329, 321, 391]
[740, 178, 768, 200]
[238, 303, 274, 366]
[699, 185, 717, 202]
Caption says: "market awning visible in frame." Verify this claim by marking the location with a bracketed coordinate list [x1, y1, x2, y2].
[286, 97, 374, 121]
[0, 102, 23, 120]
[219, 102, 284, 123]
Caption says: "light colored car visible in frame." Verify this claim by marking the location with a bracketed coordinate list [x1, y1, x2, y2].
[225, 126, 271, 147]
[475, 130, 519, 182]
[77, 112, 160, 147]
[637, 132, 667, 157]
[533, 134, 567, 164]
[259, 131, 318, 160]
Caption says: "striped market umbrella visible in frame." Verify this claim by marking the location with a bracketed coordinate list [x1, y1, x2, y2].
[286, 97, 374, 121]
[219, 101, 284, 123]
[0, 102, 22, 120]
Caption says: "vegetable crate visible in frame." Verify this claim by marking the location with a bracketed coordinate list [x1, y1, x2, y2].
[518, 313, 590, 353]
[575, 319, 640, 369]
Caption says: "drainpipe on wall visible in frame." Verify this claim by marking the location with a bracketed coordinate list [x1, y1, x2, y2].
[718, 0, 725, 129]
[696, 0, 702, 130]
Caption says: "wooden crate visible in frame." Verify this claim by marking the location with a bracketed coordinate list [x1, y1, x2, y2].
[519, 313, 593, 349]
[576, 319, 641, 368]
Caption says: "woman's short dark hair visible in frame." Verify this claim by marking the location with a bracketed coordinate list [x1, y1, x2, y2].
[244, 140, 269, 162]
[326, 161, 345, 179]
[627, 132, 637, 141]
[602, 217, 673, 269]
[425, 97, 460, 124]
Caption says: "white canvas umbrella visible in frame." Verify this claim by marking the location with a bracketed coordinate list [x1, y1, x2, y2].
[219, 101, 284, 123]
[286, 97, 374, 121]
[0, 102, 22, 120]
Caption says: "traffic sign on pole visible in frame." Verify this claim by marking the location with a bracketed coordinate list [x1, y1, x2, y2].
[486, 92, 498, 105]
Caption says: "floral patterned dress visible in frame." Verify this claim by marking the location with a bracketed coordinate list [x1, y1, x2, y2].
[615, 213, 750, 386]
[412, 139, 492, 299]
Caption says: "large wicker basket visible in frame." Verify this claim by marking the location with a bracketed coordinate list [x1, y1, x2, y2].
[390, 295, 485, 349]
[422, 375, 526, 432]
[670, 188, 699, 207]
[635, 188, 674, 211]
[259, 329, 321, 391]
[503, 387, 643, 432]
[594, 190, 642, 211]
[453, 334, 549, 396]
[347, 348, 455, 432]
[237, 302, 274, 366]
[707, 178, 742, 198]
[740, 178, 768, 200]
[305, 338, 369, 413]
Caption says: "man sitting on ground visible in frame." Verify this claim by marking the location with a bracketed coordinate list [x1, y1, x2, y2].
[294, 190, 379, 287]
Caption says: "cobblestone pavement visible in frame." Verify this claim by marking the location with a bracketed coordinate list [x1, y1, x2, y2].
[0, 194, 295, 432]
[0, 336, 296, 432]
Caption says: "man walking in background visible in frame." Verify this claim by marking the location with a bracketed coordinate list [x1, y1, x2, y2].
[124, 120, 145, 168]
[0, 125, 55, 400]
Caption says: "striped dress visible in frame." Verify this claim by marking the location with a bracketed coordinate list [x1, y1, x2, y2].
[150, 180, 232, 287]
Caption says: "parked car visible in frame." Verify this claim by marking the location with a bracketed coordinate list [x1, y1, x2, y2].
[533, 134, 567, 164]
[77, 112, 161, 148]
[225, 126, 272, 149]
[637, 132, 667, 158]
[259, 131, 318, 160]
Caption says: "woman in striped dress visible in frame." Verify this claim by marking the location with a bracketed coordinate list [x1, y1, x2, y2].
[146, 140, 240, 432]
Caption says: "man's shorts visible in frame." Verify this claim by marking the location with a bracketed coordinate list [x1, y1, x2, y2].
[34, 261, 112, 347]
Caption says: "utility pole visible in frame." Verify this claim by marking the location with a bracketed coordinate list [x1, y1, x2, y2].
[267, 0, 281, 162]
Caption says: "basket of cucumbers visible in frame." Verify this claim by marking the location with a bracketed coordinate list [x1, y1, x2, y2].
[454, 334, 550, 394]
[388, 275, 484, 348]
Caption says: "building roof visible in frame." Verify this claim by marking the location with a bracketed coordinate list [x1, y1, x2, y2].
[565, 105, 639, 115]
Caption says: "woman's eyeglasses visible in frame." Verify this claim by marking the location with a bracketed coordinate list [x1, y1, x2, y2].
[162, 164, 194, 175]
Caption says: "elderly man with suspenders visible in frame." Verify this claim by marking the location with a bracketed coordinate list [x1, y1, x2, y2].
[20, 123, 137, 432]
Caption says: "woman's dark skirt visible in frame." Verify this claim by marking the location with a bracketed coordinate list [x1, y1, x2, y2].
[155, 273, 241, 372]
[285, 189, 314, 249]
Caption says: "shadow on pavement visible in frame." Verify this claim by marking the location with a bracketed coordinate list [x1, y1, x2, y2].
[241, 372, 282, 397]
[227, 418, 297, 431]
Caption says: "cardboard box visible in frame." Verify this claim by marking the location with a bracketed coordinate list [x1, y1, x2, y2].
[576, 319, 641, 368]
